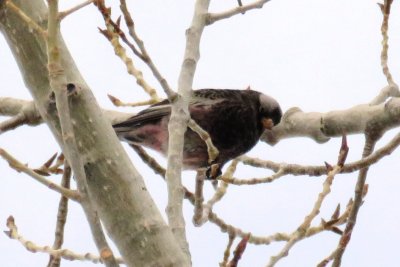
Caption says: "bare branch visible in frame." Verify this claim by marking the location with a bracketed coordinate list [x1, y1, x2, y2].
[193, 160, 238, 226]
[58, 0, 94, 20]
[98, 27, 160, 101]
[220, 234, 235, 267]
[378, 0, 395, 86]
[81, 200, 120, 267]
[107, 94, 158, 107]
[0, 97, 131, 126]
[332, 134, 380, 266]
[193, 170, 206, 226]
[129, 144, 166, 177]
[243, 128, 400, 176]
[220, 168, 285, 185]
[263, 94, 400, 145]
[0, 148, 81, 201]
[0, 98, 42, 133]
[206, 0, 271, 25]
[163, 0, 211, 259]
[227, 234, 250, 267]
[0, 113, 27, 134]
[119, 0, 176, 99]
[1, 1, 190, 265]
[4, 216, 124, 265]
[95, 1, 160, 101]
[48, 163, 71, 267]
[369, 84, 400, 105]
[267, 155, 345, 266]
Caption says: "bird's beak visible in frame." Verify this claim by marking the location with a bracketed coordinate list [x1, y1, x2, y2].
[261, 117, 274, 130]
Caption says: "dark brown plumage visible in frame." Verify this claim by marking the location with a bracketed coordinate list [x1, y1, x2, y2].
[113, 89, 282, 175]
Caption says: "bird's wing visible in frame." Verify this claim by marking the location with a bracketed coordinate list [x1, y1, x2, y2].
[113, 89, 235, 131]
[112, 99, 171, 131]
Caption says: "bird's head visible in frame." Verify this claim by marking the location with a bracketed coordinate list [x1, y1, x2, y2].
[258, 93, 282, 130]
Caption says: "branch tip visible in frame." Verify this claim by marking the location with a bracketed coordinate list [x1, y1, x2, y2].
[337, 134, 349, 167]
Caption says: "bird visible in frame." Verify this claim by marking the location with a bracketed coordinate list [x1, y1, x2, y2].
[113, 88, 282, 178]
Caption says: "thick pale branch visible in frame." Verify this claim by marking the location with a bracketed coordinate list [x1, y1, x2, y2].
[4, 0, 46, 36]
[164, 0, 211, 259]
[0, 97, 131, 126]
[0, 1, 191, 266]
[369, 84, 400, 105]
[262, 96, 400, 145]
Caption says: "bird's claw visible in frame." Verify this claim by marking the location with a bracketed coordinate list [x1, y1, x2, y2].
[205, 163, 222, 180]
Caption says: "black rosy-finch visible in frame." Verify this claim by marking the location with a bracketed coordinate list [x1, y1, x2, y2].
[113, 88, 282, 178]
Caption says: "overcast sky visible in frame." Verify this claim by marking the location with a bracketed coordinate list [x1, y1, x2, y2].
[1, 1, 400, 266]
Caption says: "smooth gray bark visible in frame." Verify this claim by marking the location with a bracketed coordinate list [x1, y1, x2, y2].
[0, 1, 190, 266]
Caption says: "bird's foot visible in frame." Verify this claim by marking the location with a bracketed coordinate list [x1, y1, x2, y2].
[205, 163, 222, 180]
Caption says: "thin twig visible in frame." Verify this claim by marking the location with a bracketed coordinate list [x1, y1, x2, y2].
[119, 0, 176, 99]
[241, 129, 400, 177]
[107, 94, 158, 107]
[220, 233, 236, 267]
[98, 27, 160, 100]
[266, 136, 348, 267]
[193, 160, 238, 226]
[58, 0, 94, 20]
[129, 144, 166, 177]
[95, 1, 160, 101]
[4, 216, 124, 264]
[206, 0, 271, 25]
[0, 148, 80, 201]
[227, 234, 250, 267]
[378, 0, 395, 85]
[331, 135, 380, 266]
[267, 165, 343, 267]
[47, 163, 71, 267]
[221, 168, 285, 185]
[193, 170, 206, 226]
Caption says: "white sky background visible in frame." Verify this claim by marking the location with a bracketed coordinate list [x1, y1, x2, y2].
[1, 0, 400, 266]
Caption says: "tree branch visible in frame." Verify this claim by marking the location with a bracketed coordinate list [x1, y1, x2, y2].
[163, 0, 211, 259]
[0, 1, 191, 266]
[0, 97, 131, 126]
[206, 0, 271, 25]
[0, 148, 81, 201]
[5, 216, 124, 265]
[262, 95, 400, 145]
[58, 0, 94, 20]
[331, 134, 379, 266]
[119, 0, 176, 99]
[47, 163, 71, 267]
